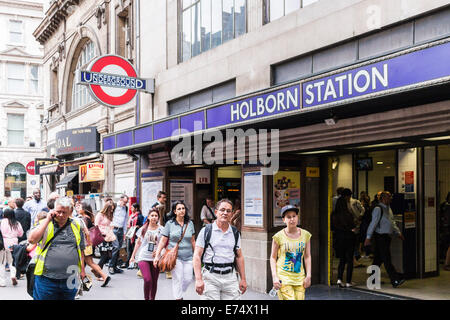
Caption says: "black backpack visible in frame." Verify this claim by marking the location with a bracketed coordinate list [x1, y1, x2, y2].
[200, 223, 240, 265]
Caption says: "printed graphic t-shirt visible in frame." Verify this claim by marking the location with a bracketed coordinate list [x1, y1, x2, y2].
[273, 228, 312, 286]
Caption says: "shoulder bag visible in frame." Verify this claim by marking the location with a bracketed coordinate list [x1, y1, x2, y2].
[26, 219, 71, 298]
[158, 222, 188, 272]
[89, 225, 105, 247]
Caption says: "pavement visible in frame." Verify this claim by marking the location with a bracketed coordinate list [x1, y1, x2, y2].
[0, 263, 404, 300]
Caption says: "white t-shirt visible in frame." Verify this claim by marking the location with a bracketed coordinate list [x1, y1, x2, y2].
[200, 205, 216, 222]
[135, 225, 163, 262]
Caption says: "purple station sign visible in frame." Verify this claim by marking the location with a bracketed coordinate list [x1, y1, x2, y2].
[102, 41, 450, 153]
[303, 41, 450, 108]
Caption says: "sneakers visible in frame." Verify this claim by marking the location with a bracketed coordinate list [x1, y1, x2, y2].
[109, 267, 115, 275]
[114, 268, 123, 274]
[345, 282, 355, 288]
[337, 279, 345, 288]
[392, 279, 406, 288]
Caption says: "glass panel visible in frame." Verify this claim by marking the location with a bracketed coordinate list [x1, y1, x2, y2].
[192, 3, 201, 57]
[234, 0, 246, 37]
[8, 63, 24, 78]
[222, 0, 234, 43]
[8, 79, 24, 94]
[9, 20, 22, 43]
[302, 0, 318, 7]
[270, 0, 284, 21]
[285, 0, 300, 15]
[182, 9, 191, 61]
[4, 163, 26, 199]
[7, 114, 24, 130]
[201, 0, 211, 52]
[183, 0, 192, 9]
[211, 0, 222, 48]
[8, 131, 24, 145]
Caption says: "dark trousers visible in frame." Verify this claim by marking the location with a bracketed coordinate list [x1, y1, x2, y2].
[110, 227, 124, 269]
[336, 231, 355, 283]
[372, 233, 400, 283]
[98, 250, 110, 269]
[125, 238, 135, 266]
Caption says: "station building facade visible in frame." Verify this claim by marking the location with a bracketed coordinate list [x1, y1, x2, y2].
[102, 0, 450, 296]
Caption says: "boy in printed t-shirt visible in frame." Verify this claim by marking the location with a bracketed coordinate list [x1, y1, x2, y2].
[270, 205, 312, 300]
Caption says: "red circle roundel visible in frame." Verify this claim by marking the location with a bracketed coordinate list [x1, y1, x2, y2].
[87, 55, 138, 107]
[26, 161, 35, 175]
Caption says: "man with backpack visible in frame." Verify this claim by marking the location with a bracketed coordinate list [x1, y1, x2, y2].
[193, 198, 247, 300]
[364, 191, 405, 288]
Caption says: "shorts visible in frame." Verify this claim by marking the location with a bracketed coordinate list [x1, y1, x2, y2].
[278, 284, 305, 300]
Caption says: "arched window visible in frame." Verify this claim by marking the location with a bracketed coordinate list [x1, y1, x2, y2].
[72, 40, 96, 111]
[4, 162, 27, 199]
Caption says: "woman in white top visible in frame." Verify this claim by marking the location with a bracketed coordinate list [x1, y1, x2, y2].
[130, 208, 163, 300]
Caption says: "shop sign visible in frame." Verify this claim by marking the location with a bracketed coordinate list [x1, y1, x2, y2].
[306, 167, 320, 178]
[79, 163, 105, 183]
[404, 211, 416, 229]
[195, 169, 211, 184]
[56, 127, 99, 156]
[303, 41, 450, 108]
[76, 55, 154, 107]
[39, 163, 62, 175]
[35, 158, 60, 175]
[26, 161, 35, 175]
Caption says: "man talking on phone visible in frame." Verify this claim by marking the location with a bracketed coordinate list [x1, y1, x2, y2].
[28, 197, 86, 300]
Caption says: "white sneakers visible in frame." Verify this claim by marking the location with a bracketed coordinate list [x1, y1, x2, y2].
[337, 279, 354, 288]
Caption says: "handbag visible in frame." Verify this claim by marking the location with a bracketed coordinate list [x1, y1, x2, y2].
[125, 225, 138, 239]
[158, 223, 188, 272]
[104, 227, 117, 242]
[89, 225, 105, 247]
[26, 219, 71, 298]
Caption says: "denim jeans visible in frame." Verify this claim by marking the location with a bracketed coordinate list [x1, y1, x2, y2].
[33, 275, 77, 300]
[109, 227, 124, 269]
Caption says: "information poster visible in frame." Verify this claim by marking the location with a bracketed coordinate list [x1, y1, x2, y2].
[141, 180, 163, 217]
[170, 180, 194, 219]
[244, 171, 263, 227]
[273, 171, 300, 226]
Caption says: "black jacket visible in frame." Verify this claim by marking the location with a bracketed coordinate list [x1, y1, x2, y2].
[15, 208, 31, 241]
[12, 244, 30, 274]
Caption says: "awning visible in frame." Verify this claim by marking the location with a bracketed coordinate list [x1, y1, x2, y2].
[56, 171, 78, 188]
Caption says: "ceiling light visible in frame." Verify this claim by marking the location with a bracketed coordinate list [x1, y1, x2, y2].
[332, 158, 339, 170]
[354, 142, 407, 149]
[423, 135, 450, 141]
[297, 150, 336, 155]
[377, 161, 384, 165]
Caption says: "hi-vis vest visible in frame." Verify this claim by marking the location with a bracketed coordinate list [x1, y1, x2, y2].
[34, 218, 82, 276]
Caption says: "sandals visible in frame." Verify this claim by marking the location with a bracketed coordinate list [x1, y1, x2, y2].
[101, 276, 111, 287]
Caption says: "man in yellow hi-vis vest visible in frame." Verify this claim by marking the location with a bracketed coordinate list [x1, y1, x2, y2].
[28, 197, 86, 300]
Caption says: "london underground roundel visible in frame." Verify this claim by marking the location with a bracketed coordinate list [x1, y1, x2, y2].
[78, 55, 148, 107]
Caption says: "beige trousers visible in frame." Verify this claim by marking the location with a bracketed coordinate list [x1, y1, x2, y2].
[200, 267, 241, 300]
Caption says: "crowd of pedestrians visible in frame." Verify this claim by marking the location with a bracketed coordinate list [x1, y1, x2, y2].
[0, 188, 266, 300]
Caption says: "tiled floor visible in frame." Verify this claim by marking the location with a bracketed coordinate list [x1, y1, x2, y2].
[332, 256, 450, 300]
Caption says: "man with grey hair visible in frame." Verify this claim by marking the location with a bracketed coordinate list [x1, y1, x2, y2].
[193, 198, 247, 300]
[23, 188, 47, 225]
[28, 197, 86, 300]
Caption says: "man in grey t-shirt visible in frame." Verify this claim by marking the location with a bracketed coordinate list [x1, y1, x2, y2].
[28, 197, 86, 300]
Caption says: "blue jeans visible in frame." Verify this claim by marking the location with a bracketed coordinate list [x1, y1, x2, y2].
[33, 275, 77, 300]
[109, 227, 124, 269]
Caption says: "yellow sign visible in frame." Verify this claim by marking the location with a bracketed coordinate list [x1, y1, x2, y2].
[66, 190, 74, 197]
[79, 163, 105, 183]
[306, 167, 320, 177]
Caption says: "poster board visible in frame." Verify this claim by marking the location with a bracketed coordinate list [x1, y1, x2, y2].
[273, 171, 300, 226]
[170, 180, 194, 219]
[243, 171, 263, 227]
[141, 180, 163, 217]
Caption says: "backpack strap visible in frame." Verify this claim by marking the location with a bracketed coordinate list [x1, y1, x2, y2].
[200, 223, 213, 264]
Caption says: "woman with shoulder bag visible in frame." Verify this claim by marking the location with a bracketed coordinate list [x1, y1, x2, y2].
[95, 202, 116, 271]
[130, 208, 163, 300]
[154, 201, 196, 300]
[79, 202, 111, 287]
